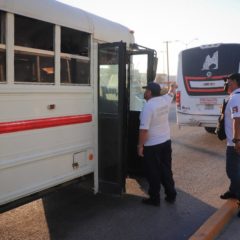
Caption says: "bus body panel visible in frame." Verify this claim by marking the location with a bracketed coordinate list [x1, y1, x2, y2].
[176, 43, 240, 128]
[0, 88, 95, 205]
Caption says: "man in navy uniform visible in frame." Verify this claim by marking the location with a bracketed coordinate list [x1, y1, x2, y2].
[138, 82, 177, 206]
[220, 73, 240, 213]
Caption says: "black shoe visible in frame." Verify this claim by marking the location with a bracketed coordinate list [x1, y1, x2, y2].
[220, 191, 236, 200]
[142, 198, 160, 206]
[165, 195, 176, 203]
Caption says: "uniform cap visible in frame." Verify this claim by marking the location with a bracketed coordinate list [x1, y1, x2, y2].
[224, 73, 240, 83]
[142, 82, 161, 96]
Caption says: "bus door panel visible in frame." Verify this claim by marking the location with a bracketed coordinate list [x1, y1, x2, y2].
[98, 42, 127, 194]
[127, 49, 157, 176]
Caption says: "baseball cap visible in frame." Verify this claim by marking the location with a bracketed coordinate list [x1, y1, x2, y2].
[142, 82, 161, 96]
[224, 73, 240, 83]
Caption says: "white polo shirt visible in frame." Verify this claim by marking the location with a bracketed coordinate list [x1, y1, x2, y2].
[139, 94, 173, 146]
[224, 88, 240, 146]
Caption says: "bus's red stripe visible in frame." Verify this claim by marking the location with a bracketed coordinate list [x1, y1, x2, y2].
[184, 75, 227, 93]
[0, 114, 92, 134]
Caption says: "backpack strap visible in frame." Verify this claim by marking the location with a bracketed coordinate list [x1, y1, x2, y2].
[221, 99, 228, 114]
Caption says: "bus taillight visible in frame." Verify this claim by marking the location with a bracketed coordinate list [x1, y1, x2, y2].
[176, 91, 181, 108]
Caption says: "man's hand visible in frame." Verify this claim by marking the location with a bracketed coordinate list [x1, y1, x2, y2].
[137, 145, 144, 157]
[233, 117, 240, 154]
[235, 142, 240, 154]
[168, 82, 178, 95]
[138, 129, 148, 157]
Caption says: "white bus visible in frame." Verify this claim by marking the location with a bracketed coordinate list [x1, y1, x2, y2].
[176, 43, 240, 133]
[0, 0, 157, 212]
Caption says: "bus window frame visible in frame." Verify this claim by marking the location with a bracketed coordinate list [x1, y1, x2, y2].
[60, 26, 91, 86]
[0, 10, 6, 83]
[60, 52, 90, 85]
[0, 44, 6, 83]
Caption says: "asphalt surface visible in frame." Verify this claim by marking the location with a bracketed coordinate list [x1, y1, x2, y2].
[0, 182, 218, 240]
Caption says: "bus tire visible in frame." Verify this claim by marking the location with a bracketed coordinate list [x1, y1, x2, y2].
[204, 127, 216, 134]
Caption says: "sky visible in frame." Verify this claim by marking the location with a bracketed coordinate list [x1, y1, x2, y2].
[57, 0, 240, 75]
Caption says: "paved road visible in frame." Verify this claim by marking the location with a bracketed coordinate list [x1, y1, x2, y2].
[0, 103, 234, 240]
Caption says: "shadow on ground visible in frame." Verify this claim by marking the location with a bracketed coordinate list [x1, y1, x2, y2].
[41, 181, 216, 240]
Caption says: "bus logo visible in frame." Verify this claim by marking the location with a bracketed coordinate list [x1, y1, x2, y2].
[202, 51, 218, 71]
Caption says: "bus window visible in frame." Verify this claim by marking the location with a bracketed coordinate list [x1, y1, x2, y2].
[0, 11, 6, 82]
[15, 52, 54, 83]
[61, 57, 90, 84]
[99, 46, 119, 114]
[15, 15, 53, 50]
[15, 53, 37, 82]
[61, 27, 89, 56]
[61, 27, 90, 85]
[129, 54, 148, 111]
[14, 15, 54, 83]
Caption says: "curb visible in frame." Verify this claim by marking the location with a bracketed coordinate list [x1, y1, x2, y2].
[189, 199, 239, 240]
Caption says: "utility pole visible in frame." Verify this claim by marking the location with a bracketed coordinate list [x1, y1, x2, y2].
[166, 41, 170, 88]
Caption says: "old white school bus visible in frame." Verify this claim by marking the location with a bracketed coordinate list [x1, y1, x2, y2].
[0, 0, 157, 211]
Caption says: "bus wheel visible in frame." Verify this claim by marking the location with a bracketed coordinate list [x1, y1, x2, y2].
[205, 127, 216, 134]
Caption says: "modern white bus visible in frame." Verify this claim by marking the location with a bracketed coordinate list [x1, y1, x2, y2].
[176, 43, 240, 133]
[0, 0, 157, 212]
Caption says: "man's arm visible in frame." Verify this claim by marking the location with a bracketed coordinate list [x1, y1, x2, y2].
[168, 82, 178, 97]
[233, 117, 240, 153]
[137, 129, 148, 157]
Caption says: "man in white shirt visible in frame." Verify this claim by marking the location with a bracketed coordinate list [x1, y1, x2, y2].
[138, 82, 177, 206]
[220, 73, 240, 209]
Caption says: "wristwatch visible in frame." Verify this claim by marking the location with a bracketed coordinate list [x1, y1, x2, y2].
[232, 138, 240, 144]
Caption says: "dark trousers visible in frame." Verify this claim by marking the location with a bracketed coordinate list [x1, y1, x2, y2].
[226, 146, 240, 199]
[143, 140, 176, 200]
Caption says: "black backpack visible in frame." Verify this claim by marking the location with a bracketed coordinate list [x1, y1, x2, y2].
[215, 99, 228, 140]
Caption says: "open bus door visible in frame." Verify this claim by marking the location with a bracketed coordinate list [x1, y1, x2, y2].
[98, 42, 127, 194]
[98, 42, 157, 194]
